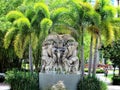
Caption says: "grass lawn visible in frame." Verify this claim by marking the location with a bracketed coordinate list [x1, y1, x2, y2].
[107, 69, 119, 81]
[107, 74, 113, 81]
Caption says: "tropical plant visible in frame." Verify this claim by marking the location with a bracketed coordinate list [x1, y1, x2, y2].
[100, 40, 120, 76]
[5, 69, 39, 90]
[4, 2, 52, 72]
[77, 76, 107, 90]
[91, 0, 116, 76]
[88, 25, 100, 76]
[67, 0, 101, 79]
[0, 0, 23, 72]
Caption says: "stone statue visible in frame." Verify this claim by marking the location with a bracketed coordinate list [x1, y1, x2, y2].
[51, 81, 66, 90]
[41, 34, 79, 73]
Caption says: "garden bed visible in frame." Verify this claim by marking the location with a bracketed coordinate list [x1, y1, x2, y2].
[112, 76, 120, 85]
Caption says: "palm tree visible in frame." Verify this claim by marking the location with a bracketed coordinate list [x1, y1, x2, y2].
[88, 25, 100, 76]
[91, 0, 116, 76]
[4, 2, 52, 72]
[68, 0, 101, 79]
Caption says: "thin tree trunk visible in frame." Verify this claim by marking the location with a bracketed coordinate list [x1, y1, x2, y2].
[81, 27, 84, 79]
[88, 35, 93, 76]
[29, 35, 33, 72]
[119, 65, 120, 76]
[92, 37, 99, 77]
[118, 0, 119, 6]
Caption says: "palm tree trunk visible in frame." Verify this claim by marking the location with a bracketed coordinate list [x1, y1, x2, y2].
[29, 35, 33, 72]
[88, 35, 93, 76]
[117, 0, 119, 6]
[81, 27, 84, 79]
[92, 37, 98, 77]
[119, 65, 120, 76]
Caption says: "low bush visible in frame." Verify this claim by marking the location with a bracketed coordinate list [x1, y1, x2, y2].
[112, 76, 120, 85]
[84, 68, 104, 73]
[5, 69, 39, 90]
[77, 76, 107, 90]
[0, 74, 5, 82]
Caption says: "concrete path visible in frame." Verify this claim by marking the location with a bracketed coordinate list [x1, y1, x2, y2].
[97, 73, 120, 90]
[0, 83, 11, 90]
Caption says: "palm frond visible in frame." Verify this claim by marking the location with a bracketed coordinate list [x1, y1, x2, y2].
[88, 25, 100, 37]
[116, 6, 120, 16]
[85, 10, 101, 26]
[94, 0, 116, 21]
[31, 32, 38, 50]
[51, 7, 69, 23]
[40, 18, 52, 35]
[103, 5, 116, 21]
[23, 35, 30, 51]
[113, 27, 120, 40]
[25, 7, 35, 22]
[102, 22, 114, 45]
[14, 34, 24, 58]
[111, 18, 120, 40]
[6, 11, 24, 22]
[4, 28, 17, 49]
[34, 2, 50, 18]
[111, 18, 120, 26]
[13, 17, 31, 34]
[79, 1, 93, 12]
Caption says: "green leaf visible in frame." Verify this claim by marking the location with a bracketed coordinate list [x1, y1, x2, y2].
[6, 11, 24, 22]
[34, 2, 50, 18]
[4, 28, 17, 49]
[13, 17, 31, 34]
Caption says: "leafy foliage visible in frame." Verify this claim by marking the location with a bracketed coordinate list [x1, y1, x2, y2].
[4, 28, 17, 49]
[34, 2, 50, 18]
[0, 0, 23, 16]
[0, 0, 120, 73]
[101, 40, 120, 66]
[112, 76, 120, 85]
[13, 17, 31, 34]
[40, 18, 52, 34]
[6, 11, 24, 22]
[77, 76, 107, 90]
[5, 69, 39, 90]
[84, 68, 104, 73]
[100, 40, 120, 75]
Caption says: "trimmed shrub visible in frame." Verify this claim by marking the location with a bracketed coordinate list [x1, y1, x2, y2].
[5, 69, 39, 90]
[77, 76, 107, 90]
[0, 74, 5, 82]
[112, 76, 120, 85]
[84, 68, 104, 73]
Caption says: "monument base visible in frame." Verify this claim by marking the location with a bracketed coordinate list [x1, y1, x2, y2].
[39, 72, 81, 90]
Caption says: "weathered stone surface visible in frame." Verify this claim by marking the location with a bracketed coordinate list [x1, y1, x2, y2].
[39, 73, 80, 90]
[41, 34, 79, 73]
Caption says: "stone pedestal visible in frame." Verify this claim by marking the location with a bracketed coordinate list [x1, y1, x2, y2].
[39, 72, 81, 90]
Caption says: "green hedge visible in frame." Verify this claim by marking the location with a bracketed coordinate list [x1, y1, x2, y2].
[5, 69, 39, 90]
[77, 76, 107, 90]
[84, 68, 104, 73]
[112, 76, 120, 85]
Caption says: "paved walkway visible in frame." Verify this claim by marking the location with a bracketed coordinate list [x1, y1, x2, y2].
[0, 83, 11, 90]
[97, 73, 120, 90]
